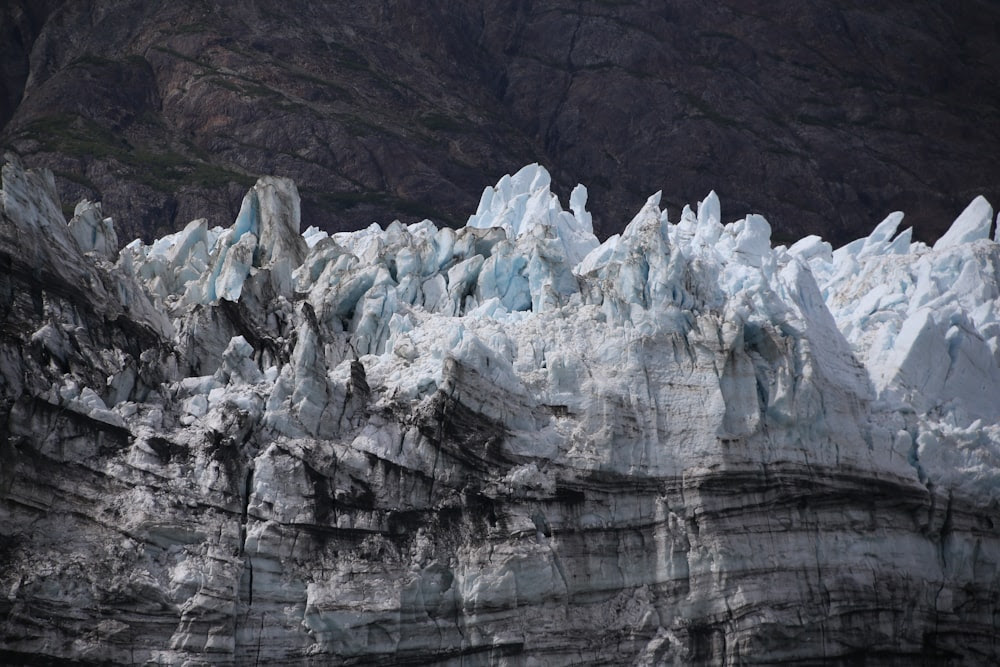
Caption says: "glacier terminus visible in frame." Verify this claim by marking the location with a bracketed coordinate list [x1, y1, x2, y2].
[1, 155, 999, 664]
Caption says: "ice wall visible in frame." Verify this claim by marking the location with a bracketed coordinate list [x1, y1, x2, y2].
[2, 155, 999, 665]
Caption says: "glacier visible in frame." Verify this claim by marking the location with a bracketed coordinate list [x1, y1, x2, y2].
[1, 153, 999, 665]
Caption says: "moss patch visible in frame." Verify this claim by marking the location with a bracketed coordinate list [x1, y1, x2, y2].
[418, 111, 468, 133]
[13, 113, 253, 193]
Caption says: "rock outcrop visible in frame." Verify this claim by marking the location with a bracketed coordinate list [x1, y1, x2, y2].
[2, 158, 999, 665]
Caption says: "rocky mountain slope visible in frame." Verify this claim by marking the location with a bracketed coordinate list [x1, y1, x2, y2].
[2, 155, 999, 664]
[2, 0, 999, 246]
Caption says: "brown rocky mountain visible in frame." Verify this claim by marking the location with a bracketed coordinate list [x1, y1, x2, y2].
[2, 0, 999, 246]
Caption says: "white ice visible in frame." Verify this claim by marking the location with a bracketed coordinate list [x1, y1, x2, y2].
[35, 159, 1000, 502]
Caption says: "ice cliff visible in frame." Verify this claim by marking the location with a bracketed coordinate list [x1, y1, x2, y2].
[1, 155, 999, 665]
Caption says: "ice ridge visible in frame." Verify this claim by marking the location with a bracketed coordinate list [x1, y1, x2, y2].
[53, 159, 1000, 497]
[51, 159, 991, 501]
[3, 154, 1000, 664]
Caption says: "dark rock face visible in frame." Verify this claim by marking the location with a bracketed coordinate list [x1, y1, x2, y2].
[2, 0, 999, 245]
